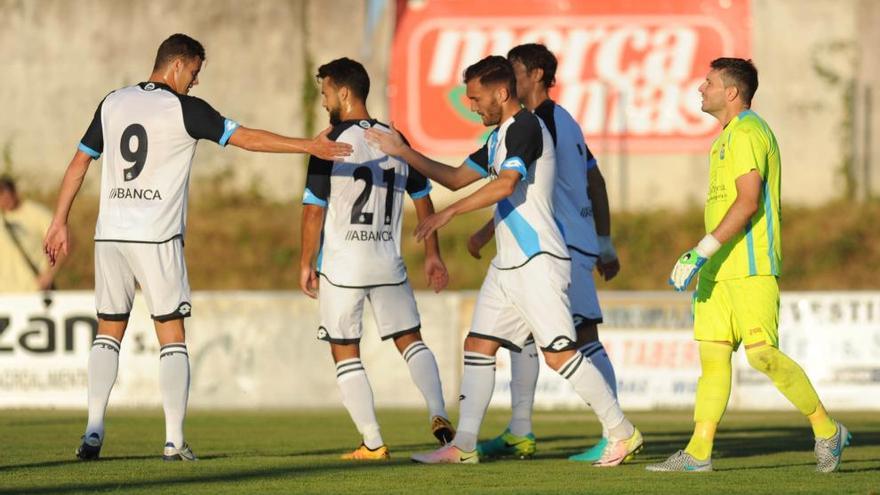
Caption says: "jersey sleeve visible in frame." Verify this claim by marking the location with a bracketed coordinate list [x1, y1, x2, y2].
[729, 126, 768, 180]
[303, 156, 332, 208]
[78, 99, 105, 159]
[501, 117, 542, 181]
[405, 167, 432, 199]
[179, 96, 240, 146]
[465, 134, 493, 178]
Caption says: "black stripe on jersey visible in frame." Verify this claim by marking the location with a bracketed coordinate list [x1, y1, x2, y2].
[317, 272, 407, 290]
[567, 245, 599, 258]
[381, 325, 422, 342]
[493, 251, 571, 271]
[534, 99, 558, 148]
[466, 332, 522, 352]
[94, 234, 184, 245]
[137, 82, 231, 144]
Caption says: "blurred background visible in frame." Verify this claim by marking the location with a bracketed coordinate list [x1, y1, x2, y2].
[1, 0, 878, 412]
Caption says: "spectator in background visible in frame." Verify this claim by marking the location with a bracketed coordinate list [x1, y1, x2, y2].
[0, 176, 60, 292]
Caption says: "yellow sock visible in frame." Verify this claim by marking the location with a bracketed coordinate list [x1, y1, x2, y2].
[808, 403, 837, 439]
[685, 341, 732, 461]
[685, 421, 717, 461]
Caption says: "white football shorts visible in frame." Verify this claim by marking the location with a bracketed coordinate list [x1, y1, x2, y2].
[316, 277, 421, 344]
[469, 254, 576, 352]
[94, 238, 192, 322]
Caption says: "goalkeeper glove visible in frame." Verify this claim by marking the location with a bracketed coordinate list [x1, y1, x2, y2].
[669, 234, 721, 291]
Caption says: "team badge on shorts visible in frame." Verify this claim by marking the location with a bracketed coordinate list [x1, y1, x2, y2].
[177, 302, 192, 316]
[544, 336, 575, 352]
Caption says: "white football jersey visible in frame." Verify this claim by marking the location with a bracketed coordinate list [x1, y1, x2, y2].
[534, 99, 600, 258]
[303, 120, 432, 288]
[78, 82, 239, 243]
[465, 109, 569, 270]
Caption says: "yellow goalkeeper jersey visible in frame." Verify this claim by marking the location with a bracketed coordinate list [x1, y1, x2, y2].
[702, 110, 782, 281]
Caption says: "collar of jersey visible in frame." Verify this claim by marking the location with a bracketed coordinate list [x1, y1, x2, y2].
[138, 81, 175, 93]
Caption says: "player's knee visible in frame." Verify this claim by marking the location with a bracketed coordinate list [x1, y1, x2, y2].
[393, 332, 422, 353]
[745, 345, 778, 375]
[542, 348, 575, 371]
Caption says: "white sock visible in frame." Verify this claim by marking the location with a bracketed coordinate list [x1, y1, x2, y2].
[508, 339, 539, 437]
[579, 341, 618, 438]
[159, 343, 190, 449]
[452, 352, 496, 452]
[402, 341, 447, 419]
[336, 358, 383, 450]
[557, 352, 634, 442]
[85, 335, 120, 440]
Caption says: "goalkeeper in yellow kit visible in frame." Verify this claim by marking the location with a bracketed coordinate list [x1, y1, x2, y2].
[647, 58, 850, 473]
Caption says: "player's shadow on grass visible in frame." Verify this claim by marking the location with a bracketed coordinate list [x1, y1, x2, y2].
[276, 441, 444, 458]
[0, 453, 231, 472]
[515, 427, 880, 467]
[0, 458, 418, 495]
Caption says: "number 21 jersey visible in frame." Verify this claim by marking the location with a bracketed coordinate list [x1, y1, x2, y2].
[78, 82, 239, 243]
[303, 120, 432, 288]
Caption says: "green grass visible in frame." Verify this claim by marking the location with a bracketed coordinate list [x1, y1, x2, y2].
[1, 409, 878, 494]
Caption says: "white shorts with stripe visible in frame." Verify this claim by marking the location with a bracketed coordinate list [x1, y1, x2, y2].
[94, 238, 192, 322]
[469, 254, 576, 352]
[316, 277, 421, 344]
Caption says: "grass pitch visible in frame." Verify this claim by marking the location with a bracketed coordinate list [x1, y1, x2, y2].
[1, 409, 877, 494]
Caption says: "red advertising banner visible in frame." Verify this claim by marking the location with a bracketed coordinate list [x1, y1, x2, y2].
[390, 0, 751, 156]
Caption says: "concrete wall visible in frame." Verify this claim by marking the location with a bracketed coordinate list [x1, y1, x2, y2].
[0, 0, 876, 208]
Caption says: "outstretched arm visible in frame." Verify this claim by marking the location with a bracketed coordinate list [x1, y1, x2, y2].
[366, 124, 483, 191]
[414, 170, 519, 242]
[228, 126, 352, 161]
[413, 196, 449, 292]
[44, 150, 92, 266]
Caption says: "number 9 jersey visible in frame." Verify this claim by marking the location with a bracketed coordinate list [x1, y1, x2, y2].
[78, 82, 239, 243]
[302, 120, 432, 288]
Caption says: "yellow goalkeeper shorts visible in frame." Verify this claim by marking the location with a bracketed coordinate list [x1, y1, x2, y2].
[693, 275, 780, 350]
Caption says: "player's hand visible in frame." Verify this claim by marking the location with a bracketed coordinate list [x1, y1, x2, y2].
[424, 255, 449, 293]
[668, 249, 707, 291]
[467, 223, 494, 260]
[43, 222, 69, 267]
[300, 264, 319, 299]
[414, 208, 454, 242]
[668, 234, 721, 291]
[308, 127, 353, 160]
[596, 235, 620, 281]
[596, 257, 620, 281]
[365, 122, 408, 157]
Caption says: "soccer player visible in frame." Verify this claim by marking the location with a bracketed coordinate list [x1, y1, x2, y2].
[647, 58, 849, 473]
[43, 33, 351, 461]
[300, 58, 454, 460]
[468, 43, 622, 462]
[367, 56, 641, 466]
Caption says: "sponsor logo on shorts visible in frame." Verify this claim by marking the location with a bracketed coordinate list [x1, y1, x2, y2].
[177, 303, 191, 316]
[358, 120, 372, 129]
[109, 188, 163, 200]
[316, 327, 329, 340]
[144, 82, 156, 91]
[345, 230, 394, 242]
[548, 336, 575, 352]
